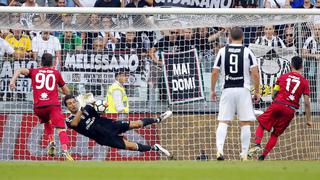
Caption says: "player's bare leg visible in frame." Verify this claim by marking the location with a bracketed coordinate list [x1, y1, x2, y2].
[123, 140, 170, 156]
[239, 121, 253, 161]
[56, 128, 74, 161]
[128, 111, 173, 130]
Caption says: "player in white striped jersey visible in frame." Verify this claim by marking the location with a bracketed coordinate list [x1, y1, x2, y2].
[255, 25, 286, 48]
[211, 27, 261, 161]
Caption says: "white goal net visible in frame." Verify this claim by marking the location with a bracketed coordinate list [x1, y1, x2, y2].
[0, 7, 319, 161]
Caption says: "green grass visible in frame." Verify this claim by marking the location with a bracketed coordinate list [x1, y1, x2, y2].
[0, 161, 319, 180]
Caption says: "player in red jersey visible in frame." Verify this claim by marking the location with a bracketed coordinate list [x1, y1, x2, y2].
[9, 53, 73, 161]
[249, 56, 312, 160]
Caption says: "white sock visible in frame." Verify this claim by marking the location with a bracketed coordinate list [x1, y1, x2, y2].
[240, 125, 251, 157]
[216, 123, 228, 154]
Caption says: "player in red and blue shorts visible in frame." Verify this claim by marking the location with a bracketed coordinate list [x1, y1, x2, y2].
[249, 56, 312, 160]
[9, 53, 73, 161]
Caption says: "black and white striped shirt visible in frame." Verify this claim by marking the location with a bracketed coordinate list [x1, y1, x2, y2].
[303, 36, 320, 54]
[213, 44, 258, 90]
[255, 35, 286, 48]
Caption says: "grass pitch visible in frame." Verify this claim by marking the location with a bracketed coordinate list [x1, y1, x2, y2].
[0, 161, 319, 180]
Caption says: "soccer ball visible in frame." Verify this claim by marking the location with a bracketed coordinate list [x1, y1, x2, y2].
[94, 100, 108, 113]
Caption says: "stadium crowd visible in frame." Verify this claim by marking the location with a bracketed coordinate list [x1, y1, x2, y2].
[0, 0, 319, 103]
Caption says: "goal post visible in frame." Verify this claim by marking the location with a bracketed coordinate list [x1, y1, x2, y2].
[0, 7, 319, 161]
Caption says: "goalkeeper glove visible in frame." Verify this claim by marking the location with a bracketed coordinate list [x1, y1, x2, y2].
[76, 93, 96, 108]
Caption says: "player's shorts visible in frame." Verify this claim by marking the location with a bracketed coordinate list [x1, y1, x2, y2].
[95, 119, 130, 149]
[218, 88, 256, 121]
[257, 102, 295, 137]
[34, 105, 65, 128]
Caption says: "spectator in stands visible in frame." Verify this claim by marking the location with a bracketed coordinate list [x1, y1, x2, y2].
[310, 0, 320, 8]
[8, 0, 22, 6]
[194, 27, 212, 52]
[30, 14, 50, 39]
[31, 14, 43, 28]
[149, 29, 179, 101]
[94, 0, 124, 7]
[5, 25, 32, 59]
[116, 31, 140, 53]
[302, 23, 320, 102]
[0, 29, 10, 39]
[264, 0, 290, 8]
[125, 0, 153, 27]
[36, 0, 55, 7]
[0, 33, 15, 101]
[8, 12, 21, 25]
[47, 0, 65, 28]
[304, 0, 313, 8]
[0, 0, 8, 6]
[290, 0, 304, 8]
[83, 14, 101, 50]
[136, 31, 155, 55]
[207, 27, 230, 48]
[283, 24, 295, 48]
[178, 28, 196, 52]
[4, 24, 31, 101]
[149, 29, 179, 66]
[0, 33, 15, 57]
[255, 25, 286, 48]
[61, 13, 77, 30]
[59, 31, 82, 94]
[100, 16, 120, 52]
[48, 1, 77, 29]
[32, 31, 62, 68]
[88, 13, 101, 31]
[92, 37, 105, 52]
[59, 31, 82, 51]
[21, 0, 39, 28]
[64, 0, 83, 7]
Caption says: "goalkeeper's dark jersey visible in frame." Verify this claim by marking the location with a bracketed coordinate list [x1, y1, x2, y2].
[66, 105, 102, 141]
[65, 105, 130, 149]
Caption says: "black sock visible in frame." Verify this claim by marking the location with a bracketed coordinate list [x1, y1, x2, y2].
[142, 118, 158, 127]
[137, 143, 152, 152]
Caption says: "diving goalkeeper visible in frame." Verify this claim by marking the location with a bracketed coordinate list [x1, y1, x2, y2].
[64, 94, 172, 156]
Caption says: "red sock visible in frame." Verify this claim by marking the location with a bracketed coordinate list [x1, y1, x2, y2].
[262, 133, 278, 157]
[255, 124, 264, 144]
[58, 131, 69, 151]
[44, 123, 54, 142]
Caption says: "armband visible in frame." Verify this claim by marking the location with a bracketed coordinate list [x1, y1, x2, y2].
[273, 85, 280, 91]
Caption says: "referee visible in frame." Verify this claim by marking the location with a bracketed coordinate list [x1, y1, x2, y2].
[211, 26, 261, 161]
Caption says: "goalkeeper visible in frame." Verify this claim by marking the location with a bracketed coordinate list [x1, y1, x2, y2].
[64, 94, 172, 156]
